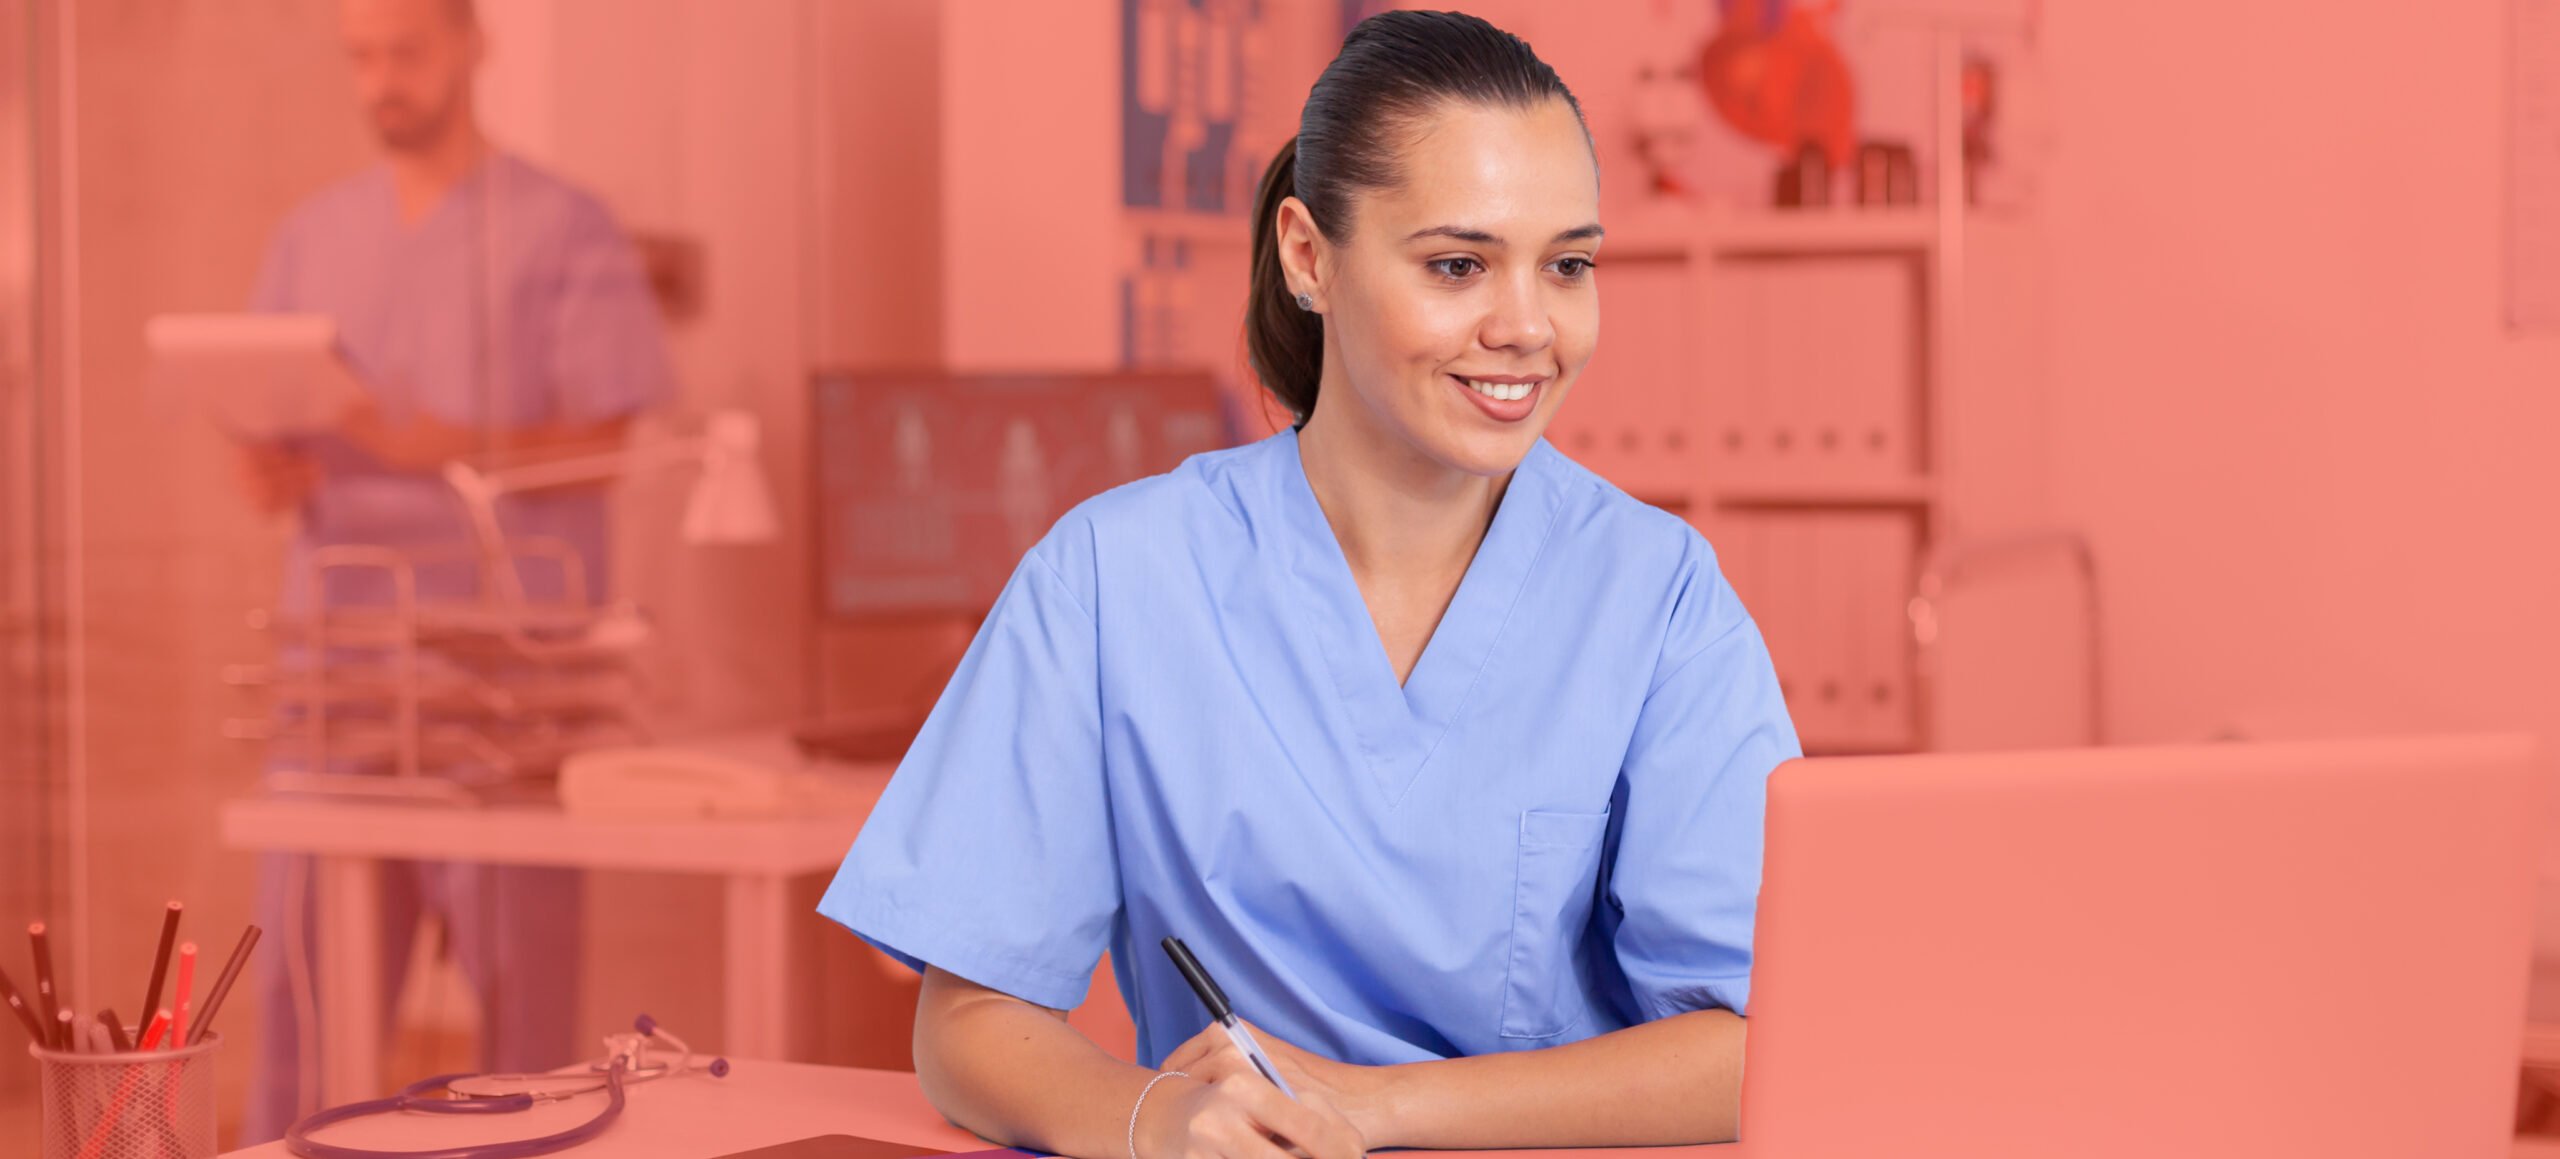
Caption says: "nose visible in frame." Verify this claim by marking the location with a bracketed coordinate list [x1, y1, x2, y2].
[1476, 269, 1553, 355]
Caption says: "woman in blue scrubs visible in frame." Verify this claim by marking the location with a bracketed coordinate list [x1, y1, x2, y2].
[819, 11, 1797, 1157]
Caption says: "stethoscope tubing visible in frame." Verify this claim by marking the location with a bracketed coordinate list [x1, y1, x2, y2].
[283, 1058, 628, 1159]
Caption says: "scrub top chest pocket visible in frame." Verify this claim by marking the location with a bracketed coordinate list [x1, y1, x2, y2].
[1499, 807, 1612, 1039]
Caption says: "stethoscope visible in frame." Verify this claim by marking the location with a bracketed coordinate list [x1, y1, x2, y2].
[286, 1014, 729, 1159]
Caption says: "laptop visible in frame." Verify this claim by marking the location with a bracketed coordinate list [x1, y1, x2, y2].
[1736, 734, 2541, 1158]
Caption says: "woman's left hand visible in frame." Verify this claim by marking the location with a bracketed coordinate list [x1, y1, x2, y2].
[1159, 1021, 1398, 1150]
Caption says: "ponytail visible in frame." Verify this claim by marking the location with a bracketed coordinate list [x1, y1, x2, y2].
[1246, 138, 1324, 428]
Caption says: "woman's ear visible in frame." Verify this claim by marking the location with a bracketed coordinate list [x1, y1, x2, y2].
[1274, 196, 1327, 313]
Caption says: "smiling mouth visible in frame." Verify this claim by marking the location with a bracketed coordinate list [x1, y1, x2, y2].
[1453, 376, 1545, 402]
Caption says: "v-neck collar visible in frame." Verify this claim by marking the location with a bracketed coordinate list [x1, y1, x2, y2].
[376, 152, 499, 238]
[1269, 428, 1564, 806]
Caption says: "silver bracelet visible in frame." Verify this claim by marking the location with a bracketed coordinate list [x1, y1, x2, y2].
[1128, 1070, 1189, 1159]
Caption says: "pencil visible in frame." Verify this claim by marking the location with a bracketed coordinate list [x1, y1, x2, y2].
[186, 925, 260, 1045]
[53, 1008, 73, 1053]
[0, 962, 46, 1045]
[98, 1008, 133, 1053]
[80, 1012, 168, 1159]
[167, 943, 197, 1050]
[138, 901, 181, 1037]
[29, 922, 61, 1048]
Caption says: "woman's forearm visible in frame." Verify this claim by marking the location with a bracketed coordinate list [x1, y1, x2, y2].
[1362, 1009, 1745, 1149]
[912, 969, 1154, 1159]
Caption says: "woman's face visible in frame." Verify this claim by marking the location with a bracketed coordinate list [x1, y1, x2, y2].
[1287, 98, 1601, 479]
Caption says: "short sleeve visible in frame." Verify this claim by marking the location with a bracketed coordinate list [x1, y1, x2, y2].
[543, 204, 676, 423]
[1607, 545, 1799, 1021]
[815, 537, 1119, 1012]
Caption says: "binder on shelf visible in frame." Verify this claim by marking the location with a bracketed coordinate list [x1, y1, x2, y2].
[1803, 513, 1852, 746]
[1828, 262, 1917, 483]
[1797, 265, 1849, 474]
[1837, 511, 1918, 751]
[1696, 261, 1767, 479]
[1700, 259, 1923, 497]
[1551, 261, 1701, 506]
[1757, 265, 1819, 474]
[1714, 513, 1791, 707]
[1714, 508, 1920, 754]
[1766, 517, 1808, 714]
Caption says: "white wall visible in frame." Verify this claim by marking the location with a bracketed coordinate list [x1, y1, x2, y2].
[937, 0, 1122, 370]
[2035, 1, 2560, 752]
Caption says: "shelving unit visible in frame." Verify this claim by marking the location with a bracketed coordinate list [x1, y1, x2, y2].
[1711, 478, 1939, 510]
[1553, 21, 1994, 756]
[1608, 205, 1939, 263]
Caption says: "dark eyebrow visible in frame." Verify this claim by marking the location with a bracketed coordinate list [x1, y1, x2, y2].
[1402, 224, 1607, 246]
[1404, 225, 1502, 245]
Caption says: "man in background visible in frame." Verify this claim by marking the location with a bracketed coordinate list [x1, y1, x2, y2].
[237, 0, 675, 1141]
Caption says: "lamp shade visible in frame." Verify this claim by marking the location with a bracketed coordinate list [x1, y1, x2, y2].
[680, 410, 780, 545]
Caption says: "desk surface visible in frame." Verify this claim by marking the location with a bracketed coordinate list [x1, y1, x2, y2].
[221, 1061, 1730, 1159]
[223, 1062, 981, 1159]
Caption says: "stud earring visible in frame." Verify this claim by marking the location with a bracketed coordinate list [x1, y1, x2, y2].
[1294, 291, 1315, 312]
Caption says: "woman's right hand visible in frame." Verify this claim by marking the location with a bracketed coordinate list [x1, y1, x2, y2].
[1134, 1071, 1367, 1159]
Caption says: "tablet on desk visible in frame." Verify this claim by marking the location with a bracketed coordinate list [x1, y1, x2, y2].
[708, 1136, 1037, 1159]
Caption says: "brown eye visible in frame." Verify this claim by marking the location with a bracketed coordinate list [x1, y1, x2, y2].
[1551, 257, 1595, 279]
[1428, 257, 1482, 281]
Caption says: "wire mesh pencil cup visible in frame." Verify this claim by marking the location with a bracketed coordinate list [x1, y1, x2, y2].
[31, 1031, 220, 1159]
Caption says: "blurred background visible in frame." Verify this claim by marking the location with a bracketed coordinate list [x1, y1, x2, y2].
[3, 0, 2558, 1148]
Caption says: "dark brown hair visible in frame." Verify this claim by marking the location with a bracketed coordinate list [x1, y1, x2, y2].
[1246, 10, 1587, 427]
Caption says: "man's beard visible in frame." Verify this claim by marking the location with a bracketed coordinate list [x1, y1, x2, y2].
[369, 98, 454, 153]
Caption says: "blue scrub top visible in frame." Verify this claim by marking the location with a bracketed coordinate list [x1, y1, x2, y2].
[819, 428, 1797, 1066]
[250, 152, 675, 610]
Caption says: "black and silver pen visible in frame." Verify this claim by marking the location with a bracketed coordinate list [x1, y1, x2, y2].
[1161, 936, 1299, 1100]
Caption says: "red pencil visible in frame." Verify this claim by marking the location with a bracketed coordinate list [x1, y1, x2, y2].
[166, 943, 196, 1050]
[138, 1009, 170, 1049]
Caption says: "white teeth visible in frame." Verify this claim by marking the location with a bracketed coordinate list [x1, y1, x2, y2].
[1463, 378, 1536, 403]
